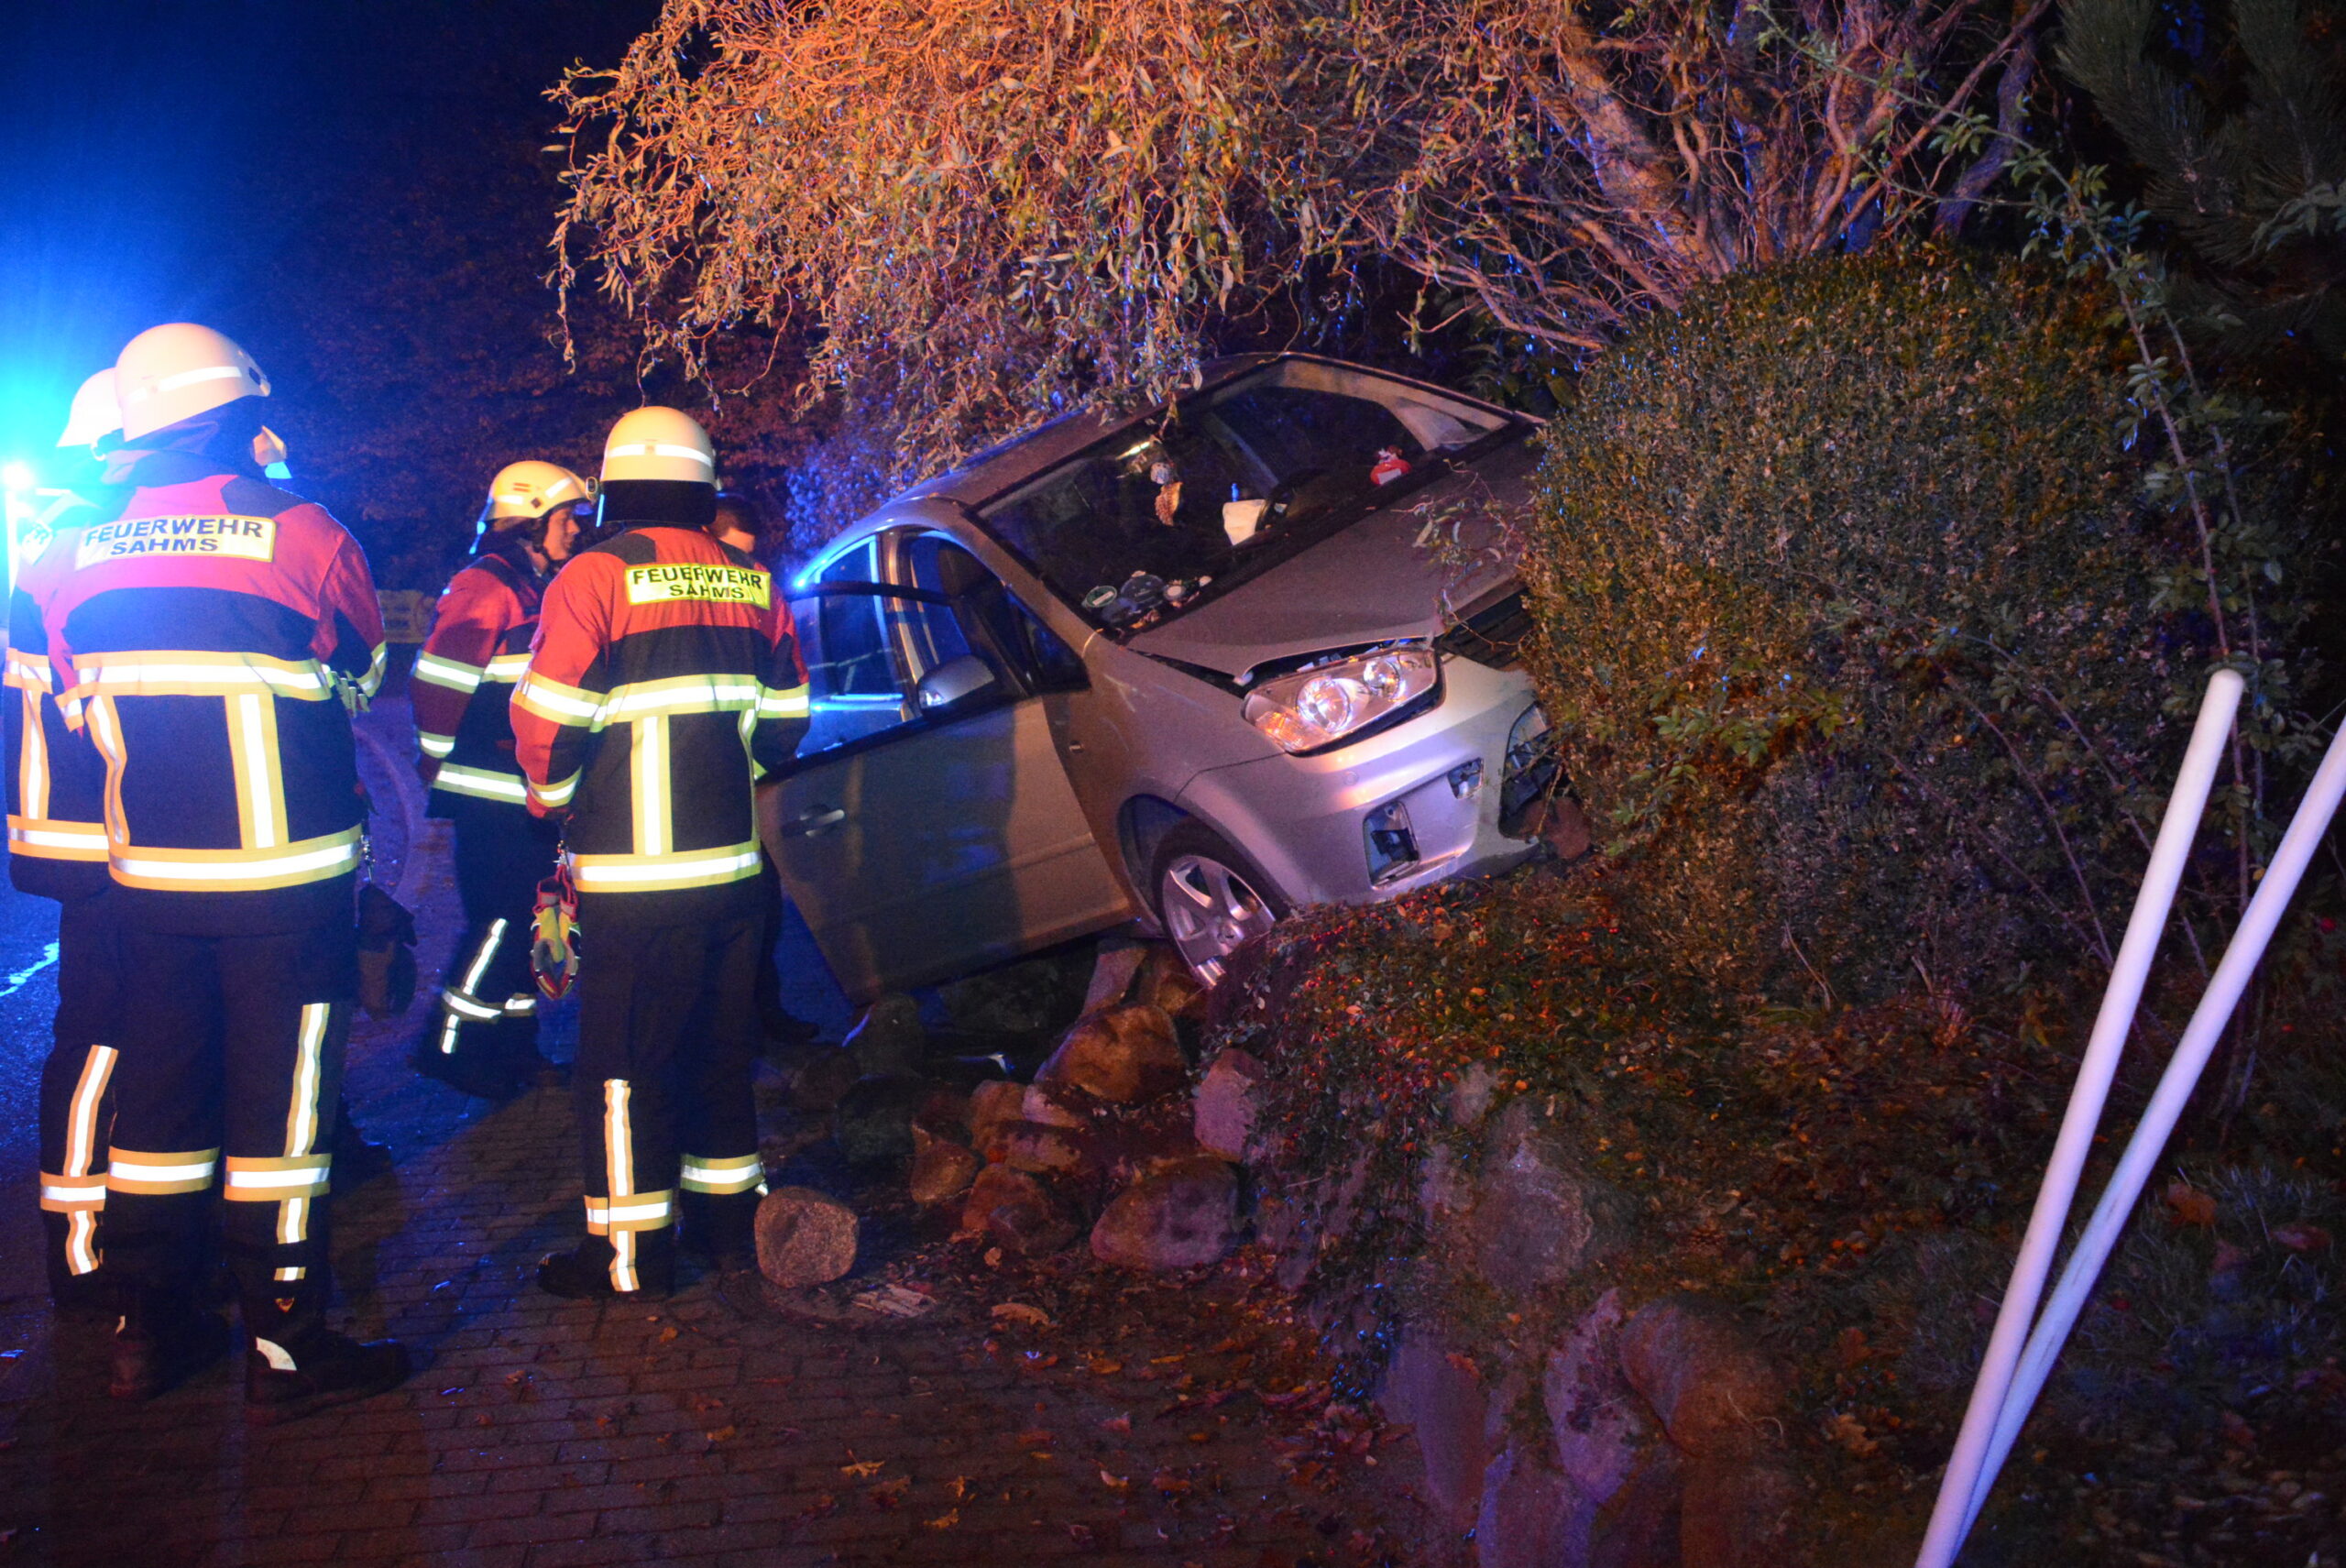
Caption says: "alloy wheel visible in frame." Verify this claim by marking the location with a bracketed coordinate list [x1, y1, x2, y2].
[1159, 853, 1279, 987]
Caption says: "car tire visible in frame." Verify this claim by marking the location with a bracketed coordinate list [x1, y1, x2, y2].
[1150, 822, 1289, 990]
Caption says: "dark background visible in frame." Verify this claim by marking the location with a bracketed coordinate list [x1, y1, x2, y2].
[0, 0, 757, 590]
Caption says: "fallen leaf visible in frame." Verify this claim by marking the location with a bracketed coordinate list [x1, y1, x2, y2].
[992, 1302, 1054, 1328]
[705, 1426, 738, 1443]
[948, 1476, 971, 1501]
[868, 1478, 910, 1510]
[2165, 1181, 2217, 1228]
[840, 1460, 886, 1479]
[792, 1494, 839, 1526]
[1101, 1468, 1129, 1489]
[1014, 1429, 1055, 1446]
[925, 1509, 960, 1531]
[1102, 1414, 1132, 1435]
[1088, 1359, 1124, 1376]
[1824, 1411, 1879, 1457]
[2275, 1223, 2333, 1254]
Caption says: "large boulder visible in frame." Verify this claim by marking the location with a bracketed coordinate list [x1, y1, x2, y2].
[754, 1187, 859, 1287]
[1019, 1082, 1089, 1130]
[1616, 1296, 1785, 1460]
[908, 1125, 982, 1207]
[1036, 1003, 1184, 1104]
[999, 1120, 1099, 1179]
[1475, 1445, 1590, 1568]
[1129, 943, 1206, 1018]
[845, 993, 926, 1077]
[959, 1164, 1079, 1256]
[1543, 1290, 1647, 1504]
[1088, 1156, 1238, 1270]
[1378, 1332, 1494, 1529]
[1680, 1458, 1798, 1568]
[1080, 938, 1152, 1014]
[788, 1048, 861, 1112]
[830, 1074, 928, 1166]
[966, 1080, 1025, 1150]
[1466, 1103, 1628, 1299]
[1192, 1047, 1266, 1162]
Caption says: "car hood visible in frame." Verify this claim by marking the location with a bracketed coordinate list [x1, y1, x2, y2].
[1124, 438, 1534, 677]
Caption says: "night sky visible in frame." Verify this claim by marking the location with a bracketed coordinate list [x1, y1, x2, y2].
[0, 0, 666, 585]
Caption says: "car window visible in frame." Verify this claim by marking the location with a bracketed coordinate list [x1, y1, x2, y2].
[790, 572, 1052, 759]
[904, 535, 1087, 693]
[793, 591, 911, 753]
[980, 363, 1516, 632]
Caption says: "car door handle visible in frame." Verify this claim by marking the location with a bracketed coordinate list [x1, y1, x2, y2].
[783, 805, 847, 838]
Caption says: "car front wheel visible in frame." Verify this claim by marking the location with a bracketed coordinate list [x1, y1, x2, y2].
[1151, 823, 1288, 989]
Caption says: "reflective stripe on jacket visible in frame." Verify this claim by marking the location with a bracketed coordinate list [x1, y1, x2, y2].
[5, 495, 115, 899]
[414, 547, 540, 815]
[40, 454, 386, 932]
[511, 525, 807, 926]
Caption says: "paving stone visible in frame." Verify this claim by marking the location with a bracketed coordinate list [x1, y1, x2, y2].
[0, 695, 1431, 1568]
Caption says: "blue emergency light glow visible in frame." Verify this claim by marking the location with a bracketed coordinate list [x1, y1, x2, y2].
[1, 461, 34, 493]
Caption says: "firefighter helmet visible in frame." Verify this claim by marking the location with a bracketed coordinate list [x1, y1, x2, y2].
[601, 407, 716, 485]
[57, 369, 122, 449]
[481, 460, 592, 525]
[115, 323, 270, 441]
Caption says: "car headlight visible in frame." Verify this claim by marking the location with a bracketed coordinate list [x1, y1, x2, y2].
[1243, 644, 1439, 753]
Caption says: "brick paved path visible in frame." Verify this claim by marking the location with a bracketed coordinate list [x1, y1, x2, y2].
[0, 700, 1432, 1568]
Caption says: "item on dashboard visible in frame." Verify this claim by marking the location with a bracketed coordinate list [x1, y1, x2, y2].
[1222, 497, 1269, 545]
[1370, 446, 1412, 486]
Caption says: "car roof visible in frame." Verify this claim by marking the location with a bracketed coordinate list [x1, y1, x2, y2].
[887, 352, 1519, 511]
[800, 352, 1532, 585]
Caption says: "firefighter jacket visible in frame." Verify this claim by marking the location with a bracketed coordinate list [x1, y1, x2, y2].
[511, 525, 809, 928]
[6, 493, 116, 900]
[412, 537, 543, 815]
[40, 444, 387, 935]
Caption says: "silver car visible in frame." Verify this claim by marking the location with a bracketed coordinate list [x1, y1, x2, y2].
[758, 353, 1561, 998]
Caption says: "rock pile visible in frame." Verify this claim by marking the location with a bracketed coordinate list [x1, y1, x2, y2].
[893, 944, 1246, 1272]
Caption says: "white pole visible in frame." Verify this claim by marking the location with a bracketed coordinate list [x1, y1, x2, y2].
[1913, 669, 2243, 1568]
[1959, 718, 2346, 1541]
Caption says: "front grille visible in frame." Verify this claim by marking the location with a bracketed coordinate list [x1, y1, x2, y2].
[1435, 590, 1536, 670]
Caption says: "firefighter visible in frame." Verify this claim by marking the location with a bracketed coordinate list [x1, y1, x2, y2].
[9, 369, 126, 1322]
[513, 408, 809, 1297]
[41, 323, 407, 1417]
[411, 460, 590, 1099]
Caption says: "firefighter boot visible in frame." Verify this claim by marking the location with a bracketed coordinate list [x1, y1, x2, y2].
[242, 1291, 411, 1427]
[110, 1287, 230, 1401]
[677, 1190, 759, 1277]
[536, 1229, 676, 1300]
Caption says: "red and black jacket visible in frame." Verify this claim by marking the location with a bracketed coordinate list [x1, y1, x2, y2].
[412, 539, 542, 816]
[512, 525, 808, 927]
[5, 492, 115, 901]
[41, 445, 387, 934]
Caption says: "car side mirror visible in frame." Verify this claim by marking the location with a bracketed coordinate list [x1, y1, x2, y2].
[916, 653, 1001, 711]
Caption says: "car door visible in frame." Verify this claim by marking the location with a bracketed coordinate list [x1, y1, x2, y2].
[760, 532, 1130, 1000]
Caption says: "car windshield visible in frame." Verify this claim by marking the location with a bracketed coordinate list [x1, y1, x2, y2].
[977, 361, 1516, 630]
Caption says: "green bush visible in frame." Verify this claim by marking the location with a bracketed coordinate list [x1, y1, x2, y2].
[1518, 247, 2321, 1001]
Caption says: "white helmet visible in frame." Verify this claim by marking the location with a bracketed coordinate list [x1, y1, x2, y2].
[483, 460, 592, 522]
[57, 369, 123, 450]
[601, 406, 716, 485]
[115, 323, 269, 441]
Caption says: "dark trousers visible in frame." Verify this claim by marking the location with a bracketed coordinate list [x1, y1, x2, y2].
[571, 914, 762, 1289]
[428, 803, 558, 1076]
[104, 919, 356, 1311]
[38, 892, 123, 1299]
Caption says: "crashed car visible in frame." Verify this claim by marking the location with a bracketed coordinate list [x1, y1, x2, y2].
[758, 353, 1564, 997]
